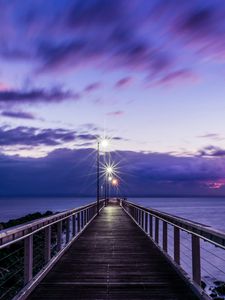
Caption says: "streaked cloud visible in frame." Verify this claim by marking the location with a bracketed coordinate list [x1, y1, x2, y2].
[1, 110, 35, 120]
[0, 87, 78, 104]
[115, 77, 132, 88]
[107, 111, 124, 117]
[83, 82, 102, 92]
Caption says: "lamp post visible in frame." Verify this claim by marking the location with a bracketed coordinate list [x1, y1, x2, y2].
[104, 166, 113, 205]
[97, 138, 109, 215]
[108, 176, 112, 200]
[97, 141, 100, 214]
[112, 178, 119, 198]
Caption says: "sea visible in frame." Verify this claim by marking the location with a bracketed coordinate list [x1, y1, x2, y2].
[0, 196, 225, 296]
[0, 196, 224, 231]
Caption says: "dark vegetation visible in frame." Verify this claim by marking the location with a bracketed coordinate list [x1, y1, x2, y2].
[0, 211, 53, 230]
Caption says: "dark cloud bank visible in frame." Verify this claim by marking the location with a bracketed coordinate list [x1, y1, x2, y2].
[1, 148, 225, 197]
[0, 126, 97, 147]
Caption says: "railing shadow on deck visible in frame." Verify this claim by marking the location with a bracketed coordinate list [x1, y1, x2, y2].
[121, 199, 225, 300]
[0, 200, 105, 300]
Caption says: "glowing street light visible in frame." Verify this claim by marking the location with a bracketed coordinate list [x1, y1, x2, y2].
[112, 178, 118, 186]
[97, 137, 110, 214]
[106, 166, 113, 175]
[101, 138, 109, 148]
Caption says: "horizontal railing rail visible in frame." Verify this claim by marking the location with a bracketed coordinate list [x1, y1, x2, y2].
[121, 200, 225, 299]
[0, 199, 105, 300]
[0, 200, 105, 248]
[121, 200, 225, 249]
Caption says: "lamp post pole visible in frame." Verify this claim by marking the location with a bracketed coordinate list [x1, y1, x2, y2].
[97, 141, 100, 215]
[104, 175, 107, 206]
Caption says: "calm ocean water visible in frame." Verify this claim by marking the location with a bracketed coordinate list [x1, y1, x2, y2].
[0, 196, 224, 231]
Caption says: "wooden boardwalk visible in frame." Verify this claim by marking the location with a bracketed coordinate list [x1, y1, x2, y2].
[28, 202, 198, 300]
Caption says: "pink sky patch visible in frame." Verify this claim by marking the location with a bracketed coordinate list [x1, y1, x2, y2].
[205, 179, 225, 189]
[0, 82, 10, 91]
[152, 69, 199, 87]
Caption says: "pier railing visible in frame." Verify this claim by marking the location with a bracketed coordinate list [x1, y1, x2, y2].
[121, 199, 225, 298]
[0, 200, 105, 300]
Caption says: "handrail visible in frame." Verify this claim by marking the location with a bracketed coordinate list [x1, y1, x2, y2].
[123, 200, 225, 249]
[0, 199, 105, 300]
[0, 200, 105, 249]
[120, 199, 224, 300]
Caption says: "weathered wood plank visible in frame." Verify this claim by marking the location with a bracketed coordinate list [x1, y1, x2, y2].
[28, 203, 198, 300]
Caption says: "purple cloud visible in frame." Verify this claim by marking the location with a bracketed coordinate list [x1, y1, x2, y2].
[0, 126, 76, 146]
[84, 82, 102, 92]
[198, 133, 223, 141]
[115, 77, 132, 88]
[0, 125, 125, 147]
[1, 110, 35, 120]
[0, 87, 78, 104]
[152, 69, 199, 86]
[31, 2, 174, 76]
[198, 146, 225, 157]
[67, 0, 121, 28]
[0, 1, 224, 89]
[0, 126, 99, 147]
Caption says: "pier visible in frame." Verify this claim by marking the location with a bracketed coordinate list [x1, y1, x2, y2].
[1, 199, 225, 300]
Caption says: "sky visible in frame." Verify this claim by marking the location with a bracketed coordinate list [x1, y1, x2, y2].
[1, 0, 225, 196]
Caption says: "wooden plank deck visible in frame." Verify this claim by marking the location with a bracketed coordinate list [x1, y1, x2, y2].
[28, 202, 198, 300]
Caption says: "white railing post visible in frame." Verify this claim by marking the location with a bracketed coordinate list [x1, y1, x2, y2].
[24, 235, 33, 284]
[141, 210, 144, 228]
[77, 212, 81, 232]
[155, 217, 159, 244]
[57, 221, 62, 252]
[192, 235, 201, 285]
[72, 214, 76, 236]
[145, 212, 148, 233]
[174, 227, 180, 265]
[66, 218, 70, 243]
[149, 214, 153, 237]
[163, 221, 168, 252]
[44, 226, 51, 264]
